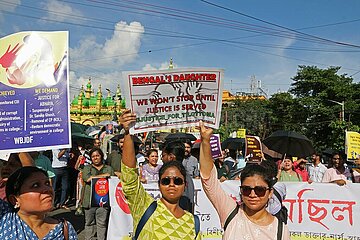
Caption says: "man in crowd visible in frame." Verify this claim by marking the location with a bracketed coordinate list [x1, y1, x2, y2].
[107, 134, 124, 178]
[52, 148, 71, 209]
[183, 139, 200, 178]
[93, 138, 101, 148]
[308, 153, 327, 183]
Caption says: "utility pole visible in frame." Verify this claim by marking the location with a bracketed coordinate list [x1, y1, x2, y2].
[328, 100, 345, 121]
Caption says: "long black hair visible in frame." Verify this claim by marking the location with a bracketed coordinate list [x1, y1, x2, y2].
[6, 166, 48, 206]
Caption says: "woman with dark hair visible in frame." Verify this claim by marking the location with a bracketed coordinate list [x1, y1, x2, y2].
[140, 149, 162, 183]
[198, 121, 290, 239]
[0, 166, 77, 239]
[82, 147, 114, 240]
[119, 110, 200, 240]
[322, 152, 360, 185]
[277, 157, 302, 182]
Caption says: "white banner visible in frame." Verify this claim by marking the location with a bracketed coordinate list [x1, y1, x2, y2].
[107, 177, 360, 239]
[121, 68, 224, 134]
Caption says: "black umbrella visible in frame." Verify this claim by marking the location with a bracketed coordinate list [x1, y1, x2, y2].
[71, 132, 94, 146]
[221, 138, 245, 151]
[165, 132, 197, 142]
[71, 122, 88, 134]
[110, 134, 143, 145]
[263, 130, 315, 157]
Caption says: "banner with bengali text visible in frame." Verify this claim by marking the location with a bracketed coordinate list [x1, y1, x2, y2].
[121, 68, 224, 134]
[107, 177, 360, 240]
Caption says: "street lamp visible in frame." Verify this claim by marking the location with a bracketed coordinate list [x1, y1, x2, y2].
[328, 100, 345, 121]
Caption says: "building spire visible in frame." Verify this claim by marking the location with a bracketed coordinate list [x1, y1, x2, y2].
[168, 58, 174, 69]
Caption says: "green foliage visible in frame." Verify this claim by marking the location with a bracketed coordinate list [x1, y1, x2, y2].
[218, 99, 271, 140]
[218, 65, 360, 154]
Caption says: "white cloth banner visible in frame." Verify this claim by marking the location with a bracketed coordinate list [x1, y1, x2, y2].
[107, 177, 360, 239]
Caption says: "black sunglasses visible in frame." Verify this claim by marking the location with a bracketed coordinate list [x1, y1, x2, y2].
[240, 186, 271, 197]
[160, 176, 185, 186]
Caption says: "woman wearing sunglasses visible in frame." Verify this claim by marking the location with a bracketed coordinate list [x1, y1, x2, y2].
[198, 122, 290, 239]
[119, 110, 200, 240]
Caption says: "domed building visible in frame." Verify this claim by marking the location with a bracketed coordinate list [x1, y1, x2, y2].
[70, 78, 125, 125]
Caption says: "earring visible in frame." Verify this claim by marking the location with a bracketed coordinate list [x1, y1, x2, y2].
[14, 202, 20, 209]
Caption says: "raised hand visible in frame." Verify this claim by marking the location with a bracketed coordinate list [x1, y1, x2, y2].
[198, 120, 213, 141]
[198, 120, 215, 178]
[118, 109, 136, 133]
[0, 43, 23, 68]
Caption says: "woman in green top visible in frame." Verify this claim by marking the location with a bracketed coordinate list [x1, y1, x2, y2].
[278, 158, 302, 182]
[119, 109, 200, 240]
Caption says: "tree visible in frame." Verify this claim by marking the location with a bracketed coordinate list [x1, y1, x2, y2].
[267, 92, 306, 133]
[289, 65, 359, 151]
[217, 99, 270, 139]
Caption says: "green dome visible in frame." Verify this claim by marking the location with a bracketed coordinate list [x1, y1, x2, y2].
[83, 98, 90, 107]
[102, 97, 115, 107]
[71, 96, 79, 106]
[121, 99, 126, 108]
[89, 96, 97, 106]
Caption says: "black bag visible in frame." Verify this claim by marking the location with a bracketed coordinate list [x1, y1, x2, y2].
[273, 189, 288, 224]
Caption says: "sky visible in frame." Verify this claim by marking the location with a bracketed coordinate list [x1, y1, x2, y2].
[1, 0, 360, 99]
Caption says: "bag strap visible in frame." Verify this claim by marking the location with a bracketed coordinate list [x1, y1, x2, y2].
[350, 168, 356, 183]
[194, 214, 200, 239]
[62, 219, 69, 240]
[277, 219, 283, 240]
[272, 188, 283, 204]
[133, 201, 157, 240]
[223, 204, 240, 232]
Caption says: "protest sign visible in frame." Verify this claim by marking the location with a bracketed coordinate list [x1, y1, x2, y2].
[121, 68, 224, 134]
[210, 134, 222, 159]
[236, 128, 246, 138]
[91, 177, 110, 208]
[346, 131, 360, 160]
[245, 135, 263, 163]
[0, 31, 70, 153]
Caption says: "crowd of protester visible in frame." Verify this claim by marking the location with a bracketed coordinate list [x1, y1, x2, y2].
[1, 115, 360, 239]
